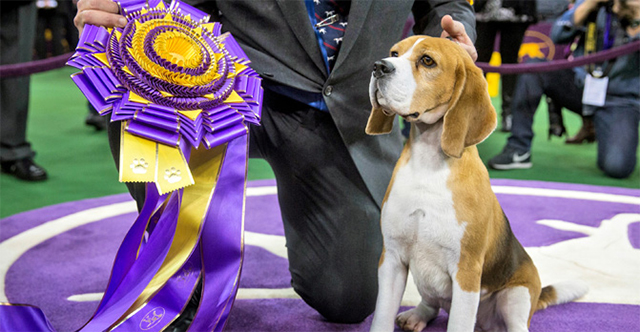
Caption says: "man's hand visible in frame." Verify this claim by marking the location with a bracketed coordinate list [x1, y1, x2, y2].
[582, 0, 611, 11]
[440, 15, 478, 61]
[574, 0, 609, 26]
[74, 0, 126, 35]
[613, 0, 640, 21]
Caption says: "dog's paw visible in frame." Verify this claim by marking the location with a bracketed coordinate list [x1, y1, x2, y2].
[395, 304, 437, 332]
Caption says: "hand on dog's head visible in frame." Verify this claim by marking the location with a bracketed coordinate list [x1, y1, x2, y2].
[366, 36, 496, 158]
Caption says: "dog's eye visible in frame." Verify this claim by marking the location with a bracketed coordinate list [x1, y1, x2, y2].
[390, 51, 399, 57]
[420, 55, 436, 68]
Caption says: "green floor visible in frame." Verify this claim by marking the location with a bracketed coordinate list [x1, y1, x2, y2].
[0, 67, 638, 218]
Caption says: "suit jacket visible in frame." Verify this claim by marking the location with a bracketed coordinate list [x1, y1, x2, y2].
[187, 0, 476, 206]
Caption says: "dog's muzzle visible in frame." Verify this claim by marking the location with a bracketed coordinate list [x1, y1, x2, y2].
[373, 60, 395, 78]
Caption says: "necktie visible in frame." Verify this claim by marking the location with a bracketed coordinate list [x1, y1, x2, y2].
[312, 0, 350, 71]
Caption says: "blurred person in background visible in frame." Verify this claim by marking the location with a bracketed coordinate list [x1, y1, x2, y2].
[0, 0, 48, 181]
[489, 0, 640, 179]
[35, 0, 79, 58]
[474, 0, 538, 132]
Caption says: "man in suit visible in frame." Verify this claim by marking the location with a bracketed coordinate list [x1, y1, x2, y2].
[74, 0, 477, 324]
[0, 0, 48, 181]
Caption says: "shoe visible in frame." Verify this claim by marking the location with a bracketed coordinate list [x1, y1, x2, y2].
[566, 117, 595, 144]
[488, 147, 532, 170]
[1, 158, 48, 181]
[85, 112, 108, 131]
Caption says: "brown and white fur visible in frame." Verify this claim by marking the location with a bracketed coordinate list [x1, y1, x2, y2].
[366, 36, 588, 332]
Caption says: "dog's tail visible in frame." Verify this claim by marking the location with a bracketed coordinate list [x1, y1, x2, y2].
[536, 280, 589, 311]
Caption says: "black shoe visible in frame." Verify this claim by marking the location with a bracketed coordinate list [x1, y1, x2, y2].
[488, 147, 532, 170]
[85, 112, 108, 131]
[1, 158, 48, 181]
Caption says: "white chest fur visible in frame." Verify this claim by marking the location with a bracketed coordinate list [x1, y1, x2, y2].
[381, 123, 466, 303]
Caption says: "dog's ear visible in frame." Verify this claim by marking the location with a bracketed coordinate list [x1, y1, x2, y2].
[440, 54, 497, 158]
[366, 106, 395, 135]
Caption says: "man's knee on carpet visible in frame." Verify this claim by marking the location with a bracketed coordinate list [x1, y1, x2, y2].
[289, 259, 379, 324]
[293, 277, 377, 323]
[598, 153, 636, 179]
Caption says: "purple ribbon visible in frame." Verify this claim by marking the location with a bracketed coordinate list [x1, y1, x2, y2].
[190, 134, 247, 332]
[0, 1, 261, 331]
[79, 190, 184, 331]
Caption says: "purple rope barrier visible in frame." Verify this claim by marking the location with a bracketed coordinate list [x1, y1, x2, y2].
[0, 40, 638, 78]
[0, 52, 73, 78]
[477, 40, 640, 74]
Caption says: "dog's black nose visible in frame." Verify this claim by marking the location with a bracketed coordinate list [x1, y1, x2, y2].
[373, 60, 395, 78]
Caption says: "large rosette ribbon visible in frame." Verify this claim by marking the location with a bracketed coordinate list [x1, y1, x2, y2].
[0, 0, 262, 331]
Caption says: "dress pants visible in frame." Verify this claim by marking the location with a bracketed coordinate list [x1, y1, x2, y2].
[475, 21, 531, 113]
[592, 103, 639, 179]
[0, 2, 37, 162]
[506, 65, 583, 153]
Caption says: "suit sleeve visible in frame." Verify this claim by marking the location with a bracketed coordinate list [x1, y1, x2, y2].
[412, 0, 477, 43]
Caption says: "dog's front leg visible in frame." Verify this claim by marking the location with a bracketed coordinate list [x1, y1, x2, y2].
[447, 270, 481, 332]
[370, 249, 408, 332]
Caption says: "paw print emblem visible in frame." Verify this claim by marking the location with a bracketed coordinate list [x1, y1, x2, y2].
[164, 167, 182, 183]
[130, 158, 149, 174]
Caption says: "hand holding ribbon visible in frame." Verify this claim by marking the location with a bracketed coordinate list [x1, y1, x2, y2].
[1, 1, 262, 331]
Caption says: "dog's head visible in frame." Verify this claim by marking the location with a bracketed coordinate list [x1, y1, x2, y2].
[367, 36, 496, 158]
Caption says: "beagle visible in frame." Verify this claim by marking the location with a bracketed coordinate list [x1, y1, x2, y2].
[366, 36, 588, 332]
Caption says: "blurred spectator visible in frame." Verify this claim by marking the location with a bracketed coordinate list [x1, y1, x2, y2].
[474, 0, 537, 132]
[35, 0, 78, 59]
[536, 0, 572, 21]
[0, 0, 48, 181]
[488, 0, 640, 179]
[536, 0, 596, 144]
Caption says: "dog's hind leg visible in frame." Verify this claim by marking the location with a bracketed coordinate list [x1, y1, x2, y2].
[370, 250, 408, 332]
[496, 286, 533, 332]
[396, 300, 439, 332]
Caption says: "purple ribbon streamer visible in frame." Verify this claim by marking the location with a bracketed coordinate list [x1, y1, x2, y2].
[189, 134, 248, 332]
[1, 2, 254, 331]
[79, 191, 183, 331]
[112, 248, 202, 332]
[94, 183, 161, 315]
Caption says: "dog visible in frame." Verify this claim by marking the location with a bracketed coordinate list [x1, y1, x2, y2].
[366, 36, 588, 332]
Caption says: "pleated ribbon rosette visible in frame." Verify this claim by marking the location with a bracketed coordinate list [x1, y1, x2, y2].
[69, 0, 262, 195]
[0, 0, 262, 331]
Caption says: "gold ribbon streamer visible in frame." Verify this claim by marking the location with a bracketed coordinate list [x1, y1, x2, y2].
[111, 142, 228, 329]
[119, 121, 195, 194]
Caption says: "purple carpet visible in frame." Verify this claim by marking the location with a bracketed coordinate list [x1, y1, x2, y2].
[2, 179, 639, 331]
